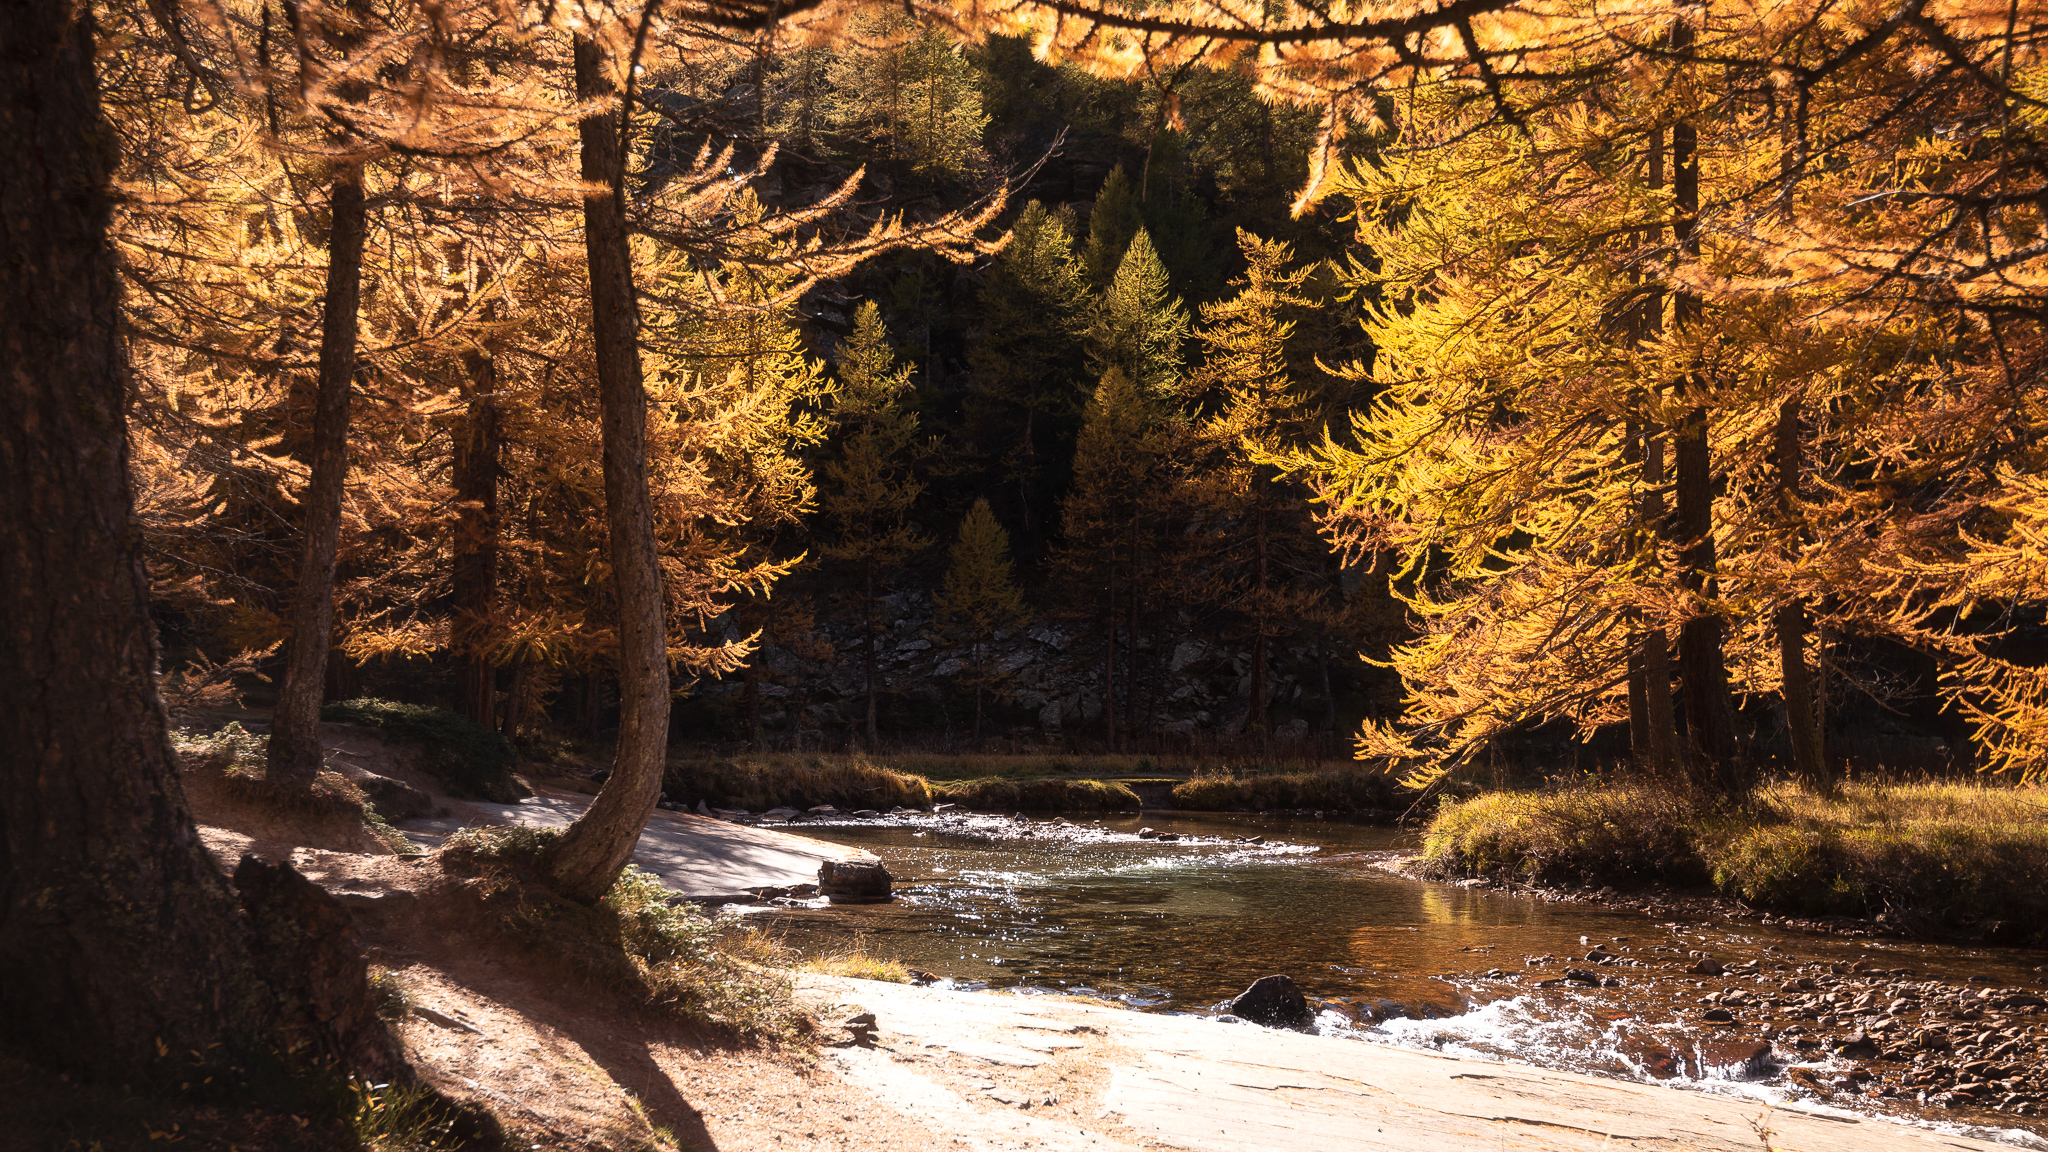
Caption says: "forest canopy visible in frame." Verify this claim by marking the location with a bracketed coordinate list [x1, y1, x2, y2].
[109, 0, 2048, 797]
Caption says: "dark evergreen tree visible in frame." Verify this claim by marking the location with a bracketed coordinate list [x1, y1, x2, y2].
[821, 303, 930, 747]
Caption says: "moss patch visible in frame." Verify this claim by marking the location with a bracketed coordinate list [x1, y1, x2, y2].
[934, 775, 1140, 812]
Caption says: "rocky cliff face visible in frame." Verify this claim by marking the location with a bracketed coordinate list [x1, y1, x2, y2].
[689, 587, 1384, 749]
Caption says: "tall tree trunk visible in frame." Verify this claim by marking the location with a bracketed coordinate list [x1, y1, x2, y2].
[745, 666, 763, 749]
[1126, 514, 1141, 738]
[972, 640, 985, 742]
[1773, 399, 1827, 791]
[1104, 569, 1119, 749]
[453, 357, 500, 729]
[548, 33, 672, 904]
[864, 561, 879, 748]
[1668, 101, 1743, 796]
[499, 658, 529, 739]
[1624, 420, 1651, 759]
[1317, 624, 1337, 737]
[266, 170, 368, 786]
[1625, 131, 1680, 779]
[0, 0, 284, 1083]
[1249, 501, 1269, 733]
[1641, 430, 1679, 776]
[1018, 406, 1035, 533]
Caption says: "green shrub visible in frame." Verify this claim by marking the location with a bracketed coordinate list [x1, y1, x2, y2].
[323, 698, 529, 802]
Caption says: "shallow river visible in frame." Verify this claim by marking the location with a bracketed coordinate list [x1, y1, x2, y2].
[743, 810, 2048, 1146]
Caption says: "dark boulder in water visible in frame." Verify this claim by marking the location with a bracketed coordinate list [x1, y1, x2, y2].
[1230, 974, 1314, 1029]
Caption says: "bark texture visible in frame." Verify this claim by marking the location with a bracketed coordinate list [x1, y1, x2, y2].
[0, 0, 278, 1082]
[267, 171, 368, 784]
[548, 33, 671, 904]
[1773, 399, 1827, 791]
[453, 363, 501, 729]
[1668, 104, 1744, 796]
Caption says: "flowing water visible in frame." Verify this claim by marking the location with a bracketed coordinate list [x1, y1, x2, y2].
[739, 809, 2048, 1147]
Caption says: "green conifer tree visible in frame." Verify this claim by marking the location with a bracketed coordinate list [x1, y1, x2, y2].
[822, 302, 929, 748]
[828, 17, 990, 183]
[1082, 165, 1141, 290]
[935, 498, 1028, 740]
[1055, 367, 1171, 746]
[968, 201, 1091, 530]
[1086, 228, 1189, 399]
[1182, 231, 1325, 736]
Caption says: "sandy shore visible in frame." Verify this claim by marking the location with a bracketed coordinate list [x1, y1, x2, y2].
[798, 974, 2023, 1152]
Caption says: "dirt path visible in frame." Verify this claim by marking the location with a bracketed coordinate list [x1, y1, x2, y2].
[397, 785, 880, 898]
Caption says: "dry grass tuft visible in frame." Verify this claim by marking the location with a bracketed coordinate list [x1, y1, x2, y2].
[1421, 778, 2048, 941]
[787, 931, 913, 983]
[936, 775, 1140, 812]
[1171, 766, 1394, 812]
[665, 754, 936, 812]
[665, 753, 1143, 812]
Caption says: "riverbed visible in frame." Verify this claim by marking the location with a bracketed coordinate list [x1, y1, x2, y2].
[737, 809, 2048, 1145]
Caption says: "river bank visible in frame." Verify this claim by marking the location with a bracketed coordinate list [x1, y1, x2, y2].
[804, 972, 2019, 1152]
[759, 808, 2048, 1142]
[1417, 780, 2048, 945]
[646, 750, 1402, 816]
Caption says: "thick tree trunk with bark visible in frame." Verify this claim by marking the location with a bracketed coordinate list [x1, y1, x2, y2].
[0, 1, 286, 1085]
[453, 359, 501, 729]
[1631, 425, 1679, 776]
[1668, 106, 1744, 796]
[548, 33, 672, 904]
[1773, 399, 1827, 791]
[267, 172, 367, 785]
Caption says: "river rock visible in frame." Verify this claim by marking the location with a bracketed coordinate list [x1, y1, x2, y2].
[1229, 975, 1314, 1029]
[1701, 1008, 1736, 1023]
[1688, 956, 1726, 976]
[354, 771, 432, 820]
[818, 858, 893, 903]
[1835, 1030, 1881, 1059]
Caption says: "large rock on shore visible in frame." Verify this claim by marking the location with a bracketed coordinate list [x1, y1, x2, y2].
[1231, 974, 1314, 1029]
[819, 858, 893, 903]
